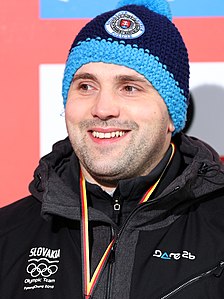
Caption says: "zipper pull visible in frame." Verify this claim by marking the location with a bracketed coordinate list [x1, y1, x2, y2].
[113, 196, 121, 224]
[214, 261, 224, 277]
[108, 241, 117, 264]
[114, 197, 121, 211]
[108, 246, 116, 264]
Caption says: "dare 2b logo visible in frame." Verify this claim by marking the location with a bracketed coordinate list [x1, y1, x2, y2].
[153, 249, 196, 261]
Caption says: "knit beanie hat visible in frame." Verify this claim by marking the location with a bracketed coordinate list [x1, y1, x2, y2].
[62, 0, 190, 134]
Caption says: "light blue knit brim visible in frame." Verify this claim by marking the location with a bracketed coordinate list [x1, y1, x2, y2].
[62, 38, 187, 134]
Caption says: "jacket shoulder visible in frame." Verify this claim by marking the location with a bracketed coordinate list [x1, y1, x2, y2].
[0, 196, 42, 237]
[198, 190, 224, 226]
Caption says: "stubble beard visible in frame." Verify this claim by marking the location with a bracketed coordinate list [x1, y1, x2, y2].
[67, 118, 170, 186]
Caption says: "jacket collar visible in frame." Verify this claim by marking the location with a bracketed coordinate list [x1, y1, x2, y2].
[29, 134, 224, 222]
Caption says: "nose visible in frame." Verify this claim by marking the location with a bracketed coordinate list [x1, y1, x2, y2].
[91, 89, 120, 120]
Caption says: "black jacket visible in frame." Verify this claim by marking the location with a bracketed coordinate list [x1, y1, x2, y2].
[1, 134, 224, 299]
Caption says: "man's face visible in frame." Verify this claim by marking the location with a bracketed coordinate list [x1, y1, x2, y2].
[65, 62, 174, 188]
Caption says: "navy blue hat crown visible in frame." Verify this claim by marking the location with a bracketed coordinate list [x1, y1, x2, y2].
[62, 0, 190, 134]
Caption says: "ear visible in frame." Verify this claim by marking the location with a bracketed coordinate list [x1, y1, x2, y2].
[168, 118, 175, 133]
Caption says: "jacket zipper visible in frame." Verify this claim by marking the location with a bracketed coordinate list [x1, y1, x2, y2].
[106, 195, 121, 298]
[105, 227, 116, 299]
[101, 186, 179, 299]
[104, 187, 180, 298]
[160, 261, 224, 299]
[106, 195, 120, 298]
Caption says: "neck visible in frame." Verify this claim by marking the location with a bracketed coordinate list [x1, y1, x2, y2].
[80, 166, 117, 193]
[79, 143, 173, 193]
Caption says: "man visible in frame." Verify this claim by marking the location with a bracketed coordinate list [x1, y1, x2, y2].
[1, 0, 224, 298]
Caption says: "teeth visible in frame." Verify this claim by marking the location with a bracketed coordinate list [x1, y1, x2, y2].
[92, 131, 125, 139]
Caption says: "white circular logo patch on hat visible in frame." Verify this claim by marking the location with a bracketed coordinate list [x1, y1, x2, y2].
[105, 10, 145, 39]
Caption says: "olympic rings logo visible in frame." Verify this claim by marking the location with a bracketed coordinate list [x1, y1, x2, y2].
[27, 262, 58, 278]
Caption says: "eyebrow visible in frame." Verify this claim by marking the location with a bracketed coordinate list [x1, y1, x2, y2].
[72, 72, 152, 86]
[72, 73, 98, 82]
[115, 75, 153, 90]
[115, 75, 150, 84]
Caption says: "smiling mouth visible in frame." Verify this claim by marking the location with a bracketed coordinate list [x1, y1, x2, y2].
[91, 130, 127, 139]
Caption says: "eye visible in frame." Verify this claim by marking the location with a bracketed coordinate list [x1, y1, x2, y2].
[79, 83, 94, 91]
[125, 85, 134, 92]
[123, 85, 139, 93]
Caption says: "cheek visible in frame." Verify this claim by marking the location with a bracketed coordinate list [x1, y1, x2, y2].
[65, 105, 78, 125]
[65, 98, 89, 124]
[128, 101, 170, 132]
[128, 104, 159, 123]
